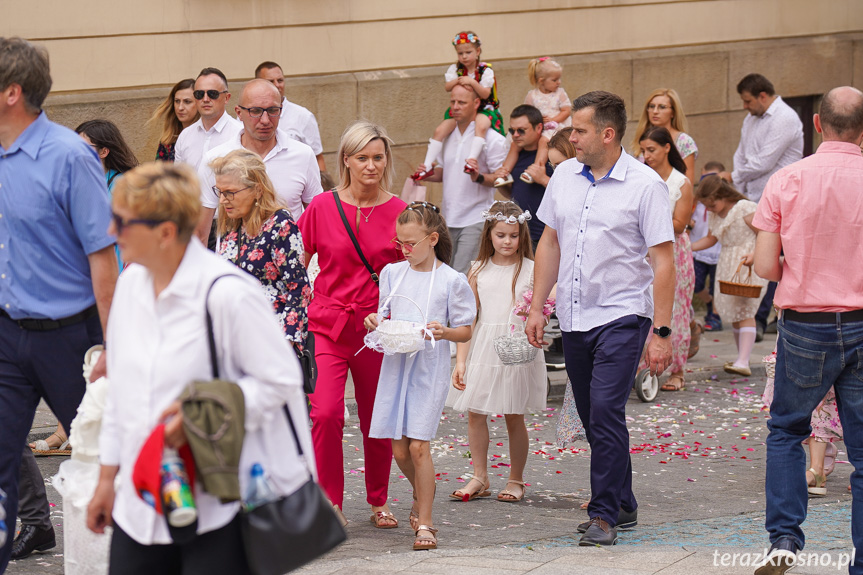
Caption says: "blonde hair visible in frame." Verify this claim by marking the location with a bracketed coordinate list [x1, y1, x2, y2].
[527, 57, 562, 88]
[549, 127, 576, 159]
[471, 201, 534, 311]
[337, 120, 395, 193]
[112, 162, 201, 243]
[148, 78, 199, 147]
[631, 88, 689, 156]
[209, 149, 286, 237]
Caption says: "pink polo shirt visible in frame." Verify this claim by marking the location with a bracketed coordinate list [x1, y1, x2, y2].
[753, 141, 863, 312]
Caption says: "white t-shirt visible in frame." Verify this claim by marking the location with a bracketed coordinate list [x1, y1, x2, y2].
[280, 97, 323, 156]
[438, 120, 507, 228]
[198, 129, 323, 220]
[174, 111, 243, 171]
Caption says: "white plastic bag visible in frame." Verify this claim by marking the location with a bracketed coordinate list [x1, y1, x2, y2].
[53, 459, 111, 575]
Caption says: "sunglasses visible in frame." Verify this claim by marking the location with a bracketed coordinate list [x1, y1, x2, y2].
[508, 127, 528, 136]
[391, 234, 431, 253]
[111, 212, 165, 234]
[193, 89, 229, 100]
[212, 185, 252, 201]
[237, 105, 282, 119]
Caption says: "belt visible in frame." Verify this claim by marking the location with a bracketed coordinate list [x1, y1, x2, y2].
[0, 304, 99, 331]
[783, 309, 863, 324]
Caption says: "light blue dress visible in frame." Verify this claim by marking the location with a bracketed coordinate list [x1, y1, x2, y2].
[368, 260, 476, 440]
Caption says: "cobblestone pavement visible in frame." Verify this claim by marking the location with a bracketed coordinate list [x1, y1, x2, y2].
[9, 332, 856, 574]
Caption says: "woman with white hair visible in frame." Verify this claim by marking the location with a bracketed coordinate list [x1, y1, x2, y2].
[297, 121, 406, 528]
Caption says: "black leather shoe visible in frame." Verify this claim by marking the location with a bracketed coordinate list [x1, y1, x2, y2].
[754, 537, 799, 575]
[11, 525, 56, 559]
[578, 517, 617, 546]
[577, 507, 637, 533]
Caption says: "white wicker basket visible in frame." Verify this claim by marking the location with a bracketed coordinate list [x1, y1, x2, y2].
[493, 313, 539, 365]
[364, 294, 427, 355]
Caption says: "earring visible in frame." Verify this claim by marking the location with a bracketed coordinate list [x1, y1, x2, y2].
[255, 200, 259, 207]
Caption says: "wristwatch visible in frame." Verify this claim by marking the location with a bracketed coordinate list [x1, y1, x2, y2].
[475, 174, 485, 185]
[653, 326, 672, 338]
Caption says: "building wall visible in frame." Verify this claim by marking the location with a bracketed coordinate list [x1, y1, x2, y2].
[8, 1, 861, 203]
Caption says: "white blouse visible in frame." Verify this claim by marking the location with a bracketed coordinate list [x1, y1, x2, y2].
[100, 239, 313, 545]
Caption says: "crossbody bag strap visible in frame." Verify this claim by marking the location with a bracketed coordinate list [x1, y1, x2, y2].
[333, 191, 379, 285]
[204, 274, 240, 380]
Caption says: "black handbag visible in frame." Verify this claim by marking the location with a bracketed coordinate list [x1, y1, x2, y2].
[333, 191, 379, 285]
[296, 332, 317, 394]
[240, 403, 347, 575]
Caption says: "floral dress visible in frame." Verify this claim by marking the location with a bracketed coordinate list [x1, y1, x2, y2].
[219, 208, 311, 348]
[156, 142, 175, 162]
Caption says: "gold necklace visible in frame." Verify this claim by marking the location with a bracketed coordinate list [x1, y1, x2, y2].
[352, 188, 381, 223]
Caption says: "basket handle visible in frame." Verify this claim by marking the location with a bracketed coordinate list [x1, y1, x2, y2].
[730, 260, 754, 285]
[379, 293, 427, 325]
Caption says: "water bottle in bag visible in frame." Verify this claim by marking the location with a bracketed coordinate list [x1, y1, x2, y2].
[244, 463, 277, 510]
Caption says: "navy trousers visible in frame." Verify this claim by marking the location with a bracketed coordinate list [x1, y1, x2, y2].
[0, 312, 102, 573]
[562, 314, 651, 527]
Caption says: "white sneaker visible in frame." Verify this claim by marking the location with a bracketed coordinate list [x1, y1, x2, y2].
[493, 174, 514, 187]
[754, 539, 798, 575]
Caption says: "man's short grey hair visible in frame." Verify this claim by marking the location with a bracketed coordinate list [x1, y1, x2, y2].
[819, 87, 863, 142]
[0, 37, 52, 113]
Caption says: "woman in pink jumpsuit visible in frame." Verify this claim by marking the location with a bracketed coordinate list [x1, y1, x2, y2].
[298, 121, 406, 526]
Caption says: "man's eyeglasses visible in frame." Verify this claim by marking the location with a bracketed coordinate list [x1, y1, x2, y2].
[508, 127, 528, 136]
[193, 89, 229, 100]
[647, 103, 670, 111]
[111, 212, 165, 234]
[238, 106, 282, 118]
[212, 185, 252, 201]
[391, 234, 431, 253]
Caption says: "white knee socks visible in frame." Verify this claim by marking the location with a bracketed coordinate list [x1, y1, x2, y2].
[423, 138, 443, 169]
[733, 327, 740, 348]
[468, 136, 485, 161]
[735, 327, 757, 368]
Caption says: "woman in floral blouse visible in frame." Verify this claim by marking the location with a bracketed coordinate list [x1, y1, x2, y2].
[211, 148, 311, 348]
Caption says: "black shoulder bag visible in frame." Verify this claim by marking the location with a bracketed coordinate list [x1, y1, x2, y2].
[333, 191, 379, 285]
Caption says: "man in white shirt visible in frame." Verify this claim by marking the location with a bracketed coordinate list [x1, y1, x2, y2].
[721, 74, 803, 340]
[526, 91, 675, 547]
[174, 67, 242, 172]
[415, 84, 507, 275]
[194, 80, 322, 245]
[255, 61, 326, 173]
[722, 73, 803, 204]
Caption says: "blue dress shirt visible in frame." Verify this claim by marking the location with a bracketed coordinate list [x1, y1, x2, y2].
[0, 113, 115, 320]
[537, 148, 674, 332]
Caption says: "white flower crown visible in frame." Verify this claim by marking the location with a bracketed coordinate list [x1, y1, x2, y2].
[481, 208, 532, 225]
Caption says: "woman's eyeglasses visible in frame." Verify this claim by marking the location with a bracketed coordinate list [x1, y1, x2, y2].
[212, 185, 252, 201]
[391, 234, 431, 253]
[111, 212, 166, 234]
[193, 89, 229, 100]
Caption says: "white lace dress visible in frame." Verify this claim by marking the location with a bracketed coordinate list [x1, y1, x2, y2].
[446, 259, 547, 415]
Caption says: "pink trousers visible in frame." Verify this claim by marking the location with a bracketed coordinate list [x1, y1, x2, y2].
[309, 327, 392, 508]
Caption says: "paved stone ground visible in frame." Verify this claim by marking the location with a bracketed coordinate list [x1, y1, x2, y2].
[8, 327, 858, 574]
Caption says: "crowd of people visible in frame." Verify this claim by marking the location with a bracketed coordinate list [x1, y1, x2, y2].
[0, 28, 862, 575]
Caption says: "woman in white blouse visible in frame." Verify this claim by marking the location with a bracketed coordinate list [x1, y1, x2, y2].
[86, 162, 312, 574]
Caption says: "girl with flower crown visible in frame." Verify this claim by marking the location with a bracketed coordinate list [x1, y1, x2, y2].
[445, 201, 548, 504]
[413, 31, 504, 180]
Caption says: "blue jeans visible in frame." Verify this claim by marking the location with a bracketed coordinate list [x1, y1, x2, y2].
[765, 316, 863, 574]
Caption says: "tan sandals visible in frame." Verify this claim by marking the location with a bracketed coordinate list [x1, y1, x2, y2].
[413, 525, 438, 550]
[30, 430, 71, 456]
[370, 509, 398, 529]
[450, 475, 490, 501]
[497, 480, 526, 503]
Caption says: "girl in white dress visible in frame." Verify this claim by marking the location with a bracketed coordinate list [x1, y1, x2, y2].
[691, 176, 767, 376]
[447, 201, 547, 503]
[365, 202, 475, 551]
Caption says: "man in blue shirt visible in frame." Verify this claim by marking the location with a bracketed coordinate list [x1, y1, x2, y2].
[526, 91, 675, 547]
[498, 105, 553, 252]
[0, 37, 117, 569]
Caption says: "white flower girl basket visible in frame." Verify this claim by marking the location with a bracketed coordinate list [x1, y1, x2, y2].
[363, 263, 436, 356]
[493, 311, 539, 365]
